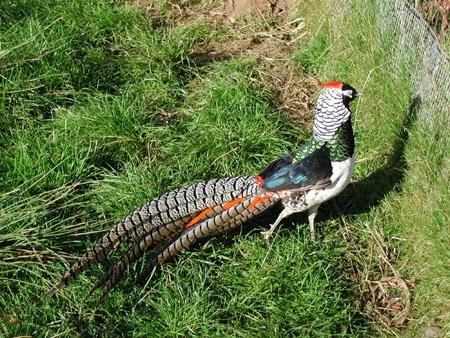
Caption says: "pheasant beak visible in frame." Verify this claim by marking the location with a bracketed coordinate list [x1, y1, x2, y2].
[355, 90, 362, 97]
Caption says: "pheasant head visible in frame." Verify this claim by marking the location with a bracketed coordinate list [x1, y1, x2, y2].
[313, 80, 361, 142]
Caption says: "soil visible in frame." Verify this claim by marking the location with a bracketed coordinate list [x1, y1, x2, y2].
[222, 0, 293, 18]
[131, 0, 319, 125]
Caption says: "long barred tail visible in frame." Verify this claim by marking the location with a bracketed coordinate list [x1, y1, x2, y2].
[94, 192, 279, 301]
[48, 176, 279, 298]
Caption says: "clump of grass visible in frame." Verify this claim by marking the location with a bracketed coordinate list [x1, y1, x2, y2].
[393, 122, 450, 334]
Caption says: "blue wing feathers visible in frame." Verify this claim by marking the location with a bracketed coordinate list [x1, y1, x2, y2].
[260, 144, 332, 191]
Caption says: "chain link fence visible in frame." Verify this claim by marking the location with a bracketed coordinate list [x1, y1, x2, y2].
[375, 0, 449, 129]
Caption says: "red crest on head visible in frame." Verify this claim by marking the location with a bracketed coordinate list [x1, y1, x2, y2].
[319, 80, 343, 89]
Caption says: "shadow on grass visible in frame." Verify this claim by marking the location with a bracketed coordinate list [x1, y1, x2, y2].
[340, 96, 419, 217]
[205, 96, 420, 245]
[277, 95, 421, 230]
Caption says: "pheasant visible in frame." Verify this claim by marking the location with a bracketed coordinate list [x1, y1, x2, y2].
[48, 80, 361, 301]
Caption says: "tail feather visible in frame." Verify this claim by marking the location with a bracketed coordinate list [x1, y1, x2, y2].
[48, 176, 262, 297]
[135, 192, 279, 287]
[84, 215, 191, 302]
[91, 193, 279, 301]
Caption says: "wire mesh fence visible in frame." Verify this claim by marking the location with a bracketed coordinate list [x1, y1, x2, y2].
[375, 0, 449, 129]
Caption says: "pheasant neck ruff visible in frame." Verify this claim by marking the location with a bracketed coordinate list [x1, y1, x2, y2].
[313, 88, 351, 142]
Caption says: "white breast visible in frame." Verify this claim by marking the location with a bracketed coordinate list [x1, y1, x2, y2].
[306, 156, 355, 206]
[278, 156, 355, 215]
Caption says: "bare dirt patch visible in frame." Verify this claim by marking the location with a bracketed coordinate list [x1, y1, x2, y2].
[222, 0, 293, 19]
[130, 0, 318, 124]
[192, 0, 317, 124]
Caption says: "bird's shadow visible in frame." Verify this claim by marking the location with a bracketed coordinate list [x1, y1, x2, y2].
[332, 95, 419, 220]
[338, 96, 419, 218]
[242, 95, 420, 238]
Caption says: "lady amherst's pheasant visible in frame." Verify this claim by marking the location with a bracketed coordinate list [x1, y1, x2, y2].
[48, 80, 361, 301]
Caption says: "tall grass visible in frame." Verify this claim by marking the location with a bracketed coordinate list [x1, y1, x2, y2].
[1, 0, 448, 336]
[294, 0, 450, 336]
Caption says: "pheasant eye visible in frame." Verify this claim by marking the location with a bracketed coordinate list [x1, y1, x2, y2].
[342, 89, 353, 97]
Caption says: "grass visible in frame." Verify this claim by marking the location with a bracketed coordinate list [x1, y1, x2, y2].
[1, 0, 448, 337]
[293, 0, 450, 336]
